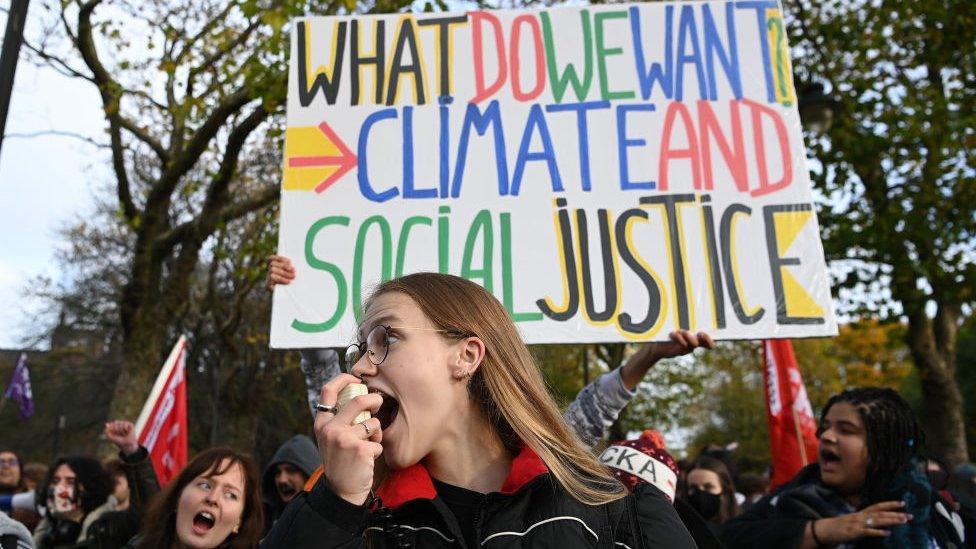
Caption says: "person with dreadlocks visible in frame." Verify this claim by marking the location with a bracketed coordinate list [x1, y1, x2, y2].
[719, 387, 969, 549]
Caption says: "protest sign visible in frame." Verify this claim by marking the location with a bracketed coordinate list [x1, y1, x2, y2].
[271, 0, 838, 347]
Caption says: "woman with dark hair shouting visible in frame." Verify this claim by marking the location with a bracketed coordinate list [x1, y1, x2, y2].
[131, 447, 264, 549]
[721, 387, 969, 548]
[263, 272, 695, 548]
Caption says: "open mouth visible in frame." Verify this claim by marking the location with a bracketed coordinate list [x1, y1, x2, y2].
[193, 511, 216, 534]
[278, 484, 298, 500]
[370, 388, 400, 430]
[819, 448, 841, 464]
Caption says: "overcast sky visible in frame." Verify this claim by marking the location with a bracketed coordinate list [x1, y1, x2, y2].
[0, 6, 107, 349]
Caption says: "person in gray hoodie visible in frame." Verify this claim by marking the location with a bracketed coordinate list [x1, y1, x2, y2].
[0, 510, 32, 549]
[261, 435, 321, 531]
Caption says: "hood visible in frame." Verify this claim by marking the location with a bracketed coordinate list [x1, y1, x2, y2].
[0, 509, 32, 544]
[263, 435, 320, 506]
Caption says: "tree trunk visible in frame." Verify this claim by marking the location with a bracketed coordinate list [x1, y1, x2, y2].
[905, 309, 969, 468]
[111, 317, 168, 421]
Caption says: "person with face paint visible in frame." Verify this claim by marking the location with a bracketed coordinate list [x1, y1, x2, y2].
[33, 456, 113, 548]
[263, 273, 697, 548]
[720, 387, 970, 549]
[680, 456, 741, 529]
[131, 447, 264, 549]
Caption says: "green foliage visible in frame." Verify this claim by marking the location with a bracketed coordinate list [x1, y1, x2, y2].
[621, 353, 710, 445]
[533, 344, 588, 408]
[687, 321, 912, 472]
[687, 341, 769, 473]
[534, 342, 712, 454]
[787, 0, 975, 319]
[786, 0, 975, 465]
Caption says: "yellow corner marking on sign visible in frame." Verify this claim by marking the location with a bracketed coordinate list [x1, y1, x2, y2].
[775, 210, 812, 257]
[773, 210, 824, 318]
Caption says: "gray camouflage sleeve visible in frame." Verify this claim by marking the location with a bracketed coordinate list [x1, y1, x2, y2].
[300, 349, 342, 419]
[563, 368, 637, 449]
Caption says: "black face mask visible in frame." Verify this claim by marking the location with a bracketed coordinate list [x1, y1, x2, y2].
[688, 490, 722, 521]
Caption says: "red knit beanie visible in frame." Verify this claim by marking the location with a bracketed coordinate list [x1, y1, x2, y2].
[600, 429, 680, 502]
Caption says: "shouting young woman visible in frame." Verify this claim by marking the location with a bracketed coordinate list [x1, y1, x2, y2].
[263, 273, 695, 548]
[721, 387, 969, 549]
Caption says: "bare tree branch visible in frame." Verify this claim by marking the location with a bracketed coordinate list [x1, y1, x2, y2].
[124, 87, 168, 112]
[4, 129, 107, 148]
[108, 119, 139, 224]
[200, 106, 271, 217]
[22, 40, 95, 82]
[217, 185, 279, 224]
[187, 19, 261, 87]
[117, 116, 169, 162]
[153, 104, 274, 254]
[156, 185, 278, 253]
[174, 3, 237, 66]
[151, 88, 255, 202]
[73, 0, 154, 223]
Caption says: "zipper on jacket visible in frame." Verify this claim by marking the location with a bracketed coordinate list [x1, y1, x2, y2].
[472, 499, 488, 547]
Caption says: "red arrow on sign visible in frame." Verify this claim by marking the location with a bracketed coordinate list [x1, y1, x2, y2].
[287, 122, 358, 193]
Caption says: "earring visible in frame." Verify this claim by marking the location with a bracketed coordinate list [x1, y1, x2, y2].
[453, 369, 469, 380]
[233, 524, 240, 534]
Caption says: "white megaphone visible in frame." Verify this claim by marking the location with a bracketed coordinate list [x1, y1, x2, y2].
[0, 490, 35, 515]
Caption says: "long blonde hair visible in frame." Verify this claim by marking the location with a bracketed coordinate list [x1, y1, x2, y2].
[366, 273, 626, 506]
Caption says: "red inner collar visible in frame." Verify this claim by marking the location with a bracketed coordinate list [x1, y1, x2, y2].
[376, 445, 549, 509]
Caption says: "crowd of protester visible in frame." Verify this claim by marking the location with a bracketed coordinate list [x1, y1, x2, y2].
[1, 259, 974, 548]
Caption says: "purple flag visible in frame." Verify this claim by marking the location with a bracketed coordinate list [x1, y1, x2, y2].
[4, 353, 33, 420]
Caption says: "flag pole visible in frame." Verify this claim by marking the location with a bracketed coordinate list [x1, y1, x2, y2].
[134, 336, 187, 436]
[791, 406, 809, 465]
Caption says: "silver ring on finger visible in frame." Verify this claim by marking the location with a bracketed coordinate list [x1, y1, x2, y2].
[315, 402, 338, 414]
[361, 422, 371, 436]
[864, 516, 874, 527]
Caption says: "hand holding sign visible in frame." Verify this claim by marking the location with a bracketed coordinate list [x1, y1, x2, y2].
[266, 255, 297, 292]
[619, 331, 716, 391]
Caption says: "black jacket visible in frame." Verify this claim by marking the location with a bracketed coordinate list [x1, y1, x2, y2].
[262, 446, 696, 548]
[262, 434, 321, 525]
[719, 464, 968, 549]
[86, 446, 160, 549]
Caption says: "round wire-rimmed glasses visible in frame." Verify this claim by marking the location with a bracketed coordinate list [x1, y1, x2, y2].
[344, 324, 391, 372]
[343, 325, 469, 372]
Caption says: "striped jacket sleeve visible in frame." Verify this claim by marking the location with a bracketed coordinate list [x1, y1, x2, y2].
[563, 369, 637, 449]
[300, 349, 342, 419]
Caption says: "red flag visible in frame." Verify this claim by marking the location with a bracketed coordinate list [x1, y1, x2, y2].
[134, 336, 188, 485]
[762, 339, 819, 489]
